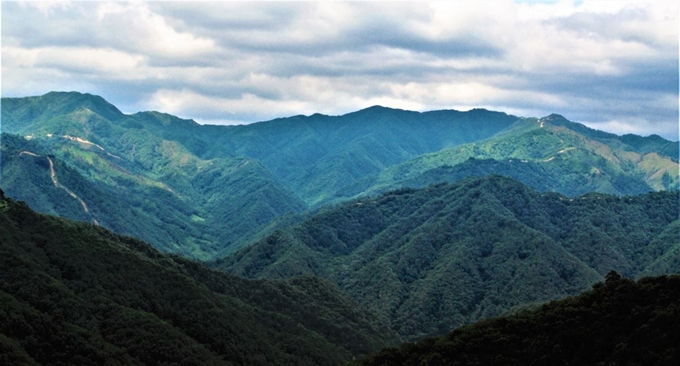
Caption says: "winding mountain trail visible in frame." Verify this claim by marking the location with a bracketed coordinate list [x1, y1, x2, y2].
[19, 151, 99, 226]
[61, 135, 121, 159]
[19, 151, 41, 157]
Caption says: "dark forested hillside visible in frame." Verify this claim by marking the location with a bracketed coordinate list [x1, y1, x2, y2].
[355, 273, 680, 366]
[219, 176, 680, 340]
[2, 92, 678, 259]
[0, 193, 400, 365]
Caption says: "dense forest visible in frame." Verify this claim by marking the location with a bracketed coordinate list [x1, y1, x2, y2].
[356, 272, 680, 366]
[220, 175, 680, 340]
[1, 91, 679, 364]
[2, 92, 677, 259]
[2, 187, 677, 365]
[0, 192, 399, 365]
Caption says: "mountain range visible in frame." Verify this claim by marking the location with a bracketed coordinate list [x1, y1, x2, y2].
[1, 91, 679, 364]
[2, 92, 678, 260]
[218, 175, 679, 339]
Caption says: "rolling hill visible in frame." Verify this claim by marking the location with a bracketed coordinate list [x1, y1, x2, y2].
[0, 191, 400, 365]
[218, 175, 680, 340]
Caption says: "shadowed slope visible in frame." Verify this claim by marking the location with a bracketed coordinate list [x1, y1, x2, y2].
[219, 176, 679, 340]
[0, 193, 400, 365]
[355, 273, 680, 366]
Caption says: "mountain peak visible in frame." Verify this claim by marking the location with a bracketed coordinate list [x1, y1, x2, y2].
[362, 105, 398, 111]
[541, 113, 568, 122]
[132, 110, 200, 128]
[349, 105, 411, 116]
[40, 91, 124, 120]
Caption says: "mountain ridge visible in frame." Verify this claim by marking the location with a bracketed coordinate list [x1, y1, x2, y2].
[4, 91, 677, 141]
[2, 91, 677, 259]
[218, 175, 680, 339]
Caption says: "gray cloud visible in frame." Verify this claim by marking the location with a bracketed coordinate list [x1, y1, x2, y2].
[2, 1, 678, 140]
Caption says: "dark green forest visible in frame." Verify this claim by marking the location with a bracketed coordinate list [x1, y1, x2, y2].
[0, 192, 399, 365]
[2, 187, 677, 365]
[220, 175, 680, 340]
[355, 272, 680, 366]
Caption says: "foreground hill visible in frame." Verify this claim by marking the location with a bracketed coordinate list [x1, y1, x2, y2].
[355, 272, 680, 366]
[2, 92, 677, 259]
[0, 191, 400, 365]
[219, 176, 680, 340]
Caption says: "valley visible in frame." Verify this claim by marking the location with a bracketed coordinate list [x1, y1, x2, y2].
[354, 272, 680, 366]
[1, 92, 678, 364]
[3, 1, 678, 364]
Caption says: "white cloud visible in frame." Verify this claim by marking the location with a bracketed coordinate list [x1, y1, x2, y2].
[2, 46, 40, 68]
[95, 2, 215, 59]
[146, 88, 311, 121]
[19, 0, 73, 16]
[35, 47, 145, 76]
[585, 118, 678, 139]
[1, 0, 678, 139]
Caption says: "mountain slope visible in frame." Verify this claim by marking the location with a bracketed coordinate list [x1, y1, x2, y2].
[2, 92, 308, 258]
[3, 92, 523, 206]
[202, 106, 521, 206]
[218, 176, 680, 340]
[0, 191, 400, 365]
[3, 92, 677, 259]
[0, 93, 522, 257]
[356, 273, 680, 366]
[344, 114, 679, 200]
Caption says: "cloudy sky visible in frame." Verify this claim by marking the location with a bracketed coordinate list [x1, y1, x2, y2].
[2, 1, 678, 140]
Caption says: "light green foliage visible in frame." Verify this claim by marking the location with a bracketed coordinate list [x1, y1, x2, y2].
[346, 115, 678, 199]
[2, 93, 307, 259]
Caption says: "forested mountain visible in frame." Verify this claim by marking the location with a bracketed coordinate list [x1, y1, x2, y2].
[2, 92, 677, 259]
[2, 92, 678, 362]
[341, 114, 679, 199]
[1, 93, 309, 259]
[199, 106, 519, 206]
[218, 175, 680, 340]
[355, 272, 680, 366]
[0, 192, 400, 365]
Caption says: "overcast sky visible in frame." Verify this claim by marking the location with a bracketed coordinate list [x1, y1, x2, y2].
[2, 1, 678, 140]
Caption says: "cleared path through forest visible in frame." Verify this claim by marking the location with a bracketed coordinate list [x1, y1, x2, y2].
[20, 151, 99, 226]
